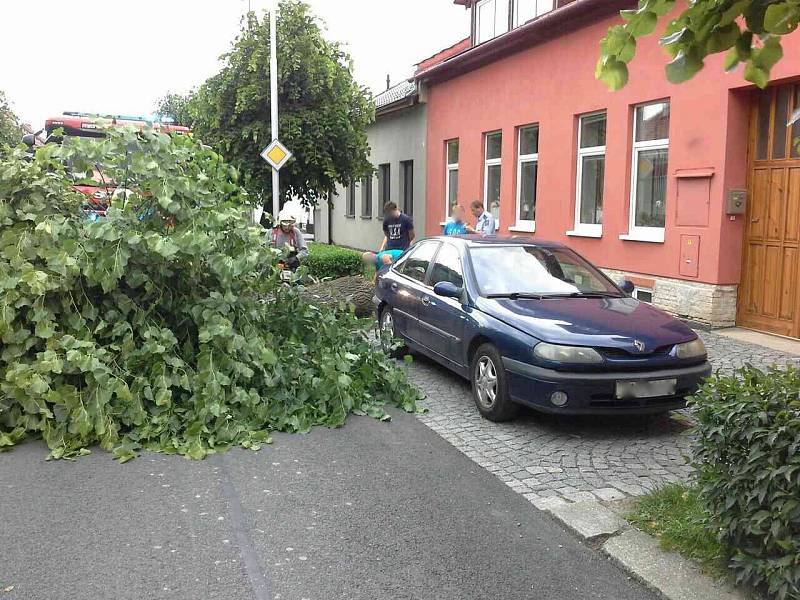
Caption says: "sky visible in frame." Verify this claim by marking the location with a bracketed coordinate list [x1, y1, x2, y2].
[0, 0, 470, 130]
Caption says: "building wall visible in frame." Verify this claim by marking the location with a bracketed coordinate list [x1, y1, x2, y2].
[423, 7, 800, 321]
[318, 103, 428, 251]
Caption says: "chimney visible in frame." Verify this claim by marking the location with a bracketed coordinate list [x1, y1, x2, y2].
[386, 74, 391, 90]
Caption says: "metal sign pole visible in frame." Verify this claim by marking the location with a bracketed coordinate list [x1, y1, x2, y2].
[270, 2, 280, 221]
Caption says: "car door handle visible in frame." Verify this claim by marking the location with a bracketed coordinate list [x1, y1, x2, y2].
[391, 283, 398, 292]
[421, 296, 432, 306]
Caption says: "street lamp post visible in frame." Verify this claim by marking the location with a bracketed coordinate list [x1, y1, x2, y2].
[269, 2, 280, 221]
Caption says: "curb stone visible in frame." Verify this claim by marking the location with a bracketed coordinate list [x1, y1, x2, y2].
[546, 501, 627, 541]
[540, 500, 753, 600]
[603, 530, 751, 600]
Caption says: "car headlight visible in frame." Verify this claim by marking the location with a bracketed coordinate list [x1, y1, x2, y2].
[675, 338, 707, 359]
[533, 342, 603, 364]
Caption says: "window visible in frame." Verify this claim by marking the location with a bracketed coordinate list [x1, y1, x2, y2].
[633, 287, 653, 303]
[515, 0, 554, 26]
[470, 245, 622, 297]
[378, 164, 391, 209]
[514, 125, 538, 231]
[361, 175, 372, 218]
[401, 160, 414, 217]
[571, 112, 606, 237]
[346, 181, 357, 217]
[429, 244, 464, 289]
[484, 131, 502, 225]
[625, 100, 670, 243]
[476, 0, 509, 44]
[446, 140, 459, 218]
[398, 241, 439, 284]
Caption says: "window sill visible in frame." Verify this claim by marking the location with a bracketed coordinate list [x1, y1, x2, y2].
[509, 224, 535, 233]
[360, 215, 373, 220]
[345, 215, 355, 219]
[619, 231, 665, 243]
[566, 229, 602, 238]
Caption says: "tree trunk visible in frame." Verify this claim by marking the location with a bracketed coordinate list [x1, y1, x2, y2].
[302, 275, 375, 317]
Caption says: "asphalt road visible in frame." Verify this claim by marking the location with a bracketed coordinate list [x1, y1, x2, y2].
[0, 409, 655, 600]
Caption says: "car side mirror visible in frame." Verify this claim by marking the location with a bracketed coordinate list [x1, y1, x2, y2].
[433, 281, 462, 299]
[22, 134, 36, 147]
[619, 280, 635, 295]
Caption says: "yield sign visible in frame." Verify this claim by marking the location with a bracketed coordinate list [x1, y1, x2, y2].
[260, 139, 293, 170]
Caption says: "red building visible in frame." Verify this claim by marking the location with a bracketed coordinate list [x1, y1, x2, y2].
[417, 0, 800, 338]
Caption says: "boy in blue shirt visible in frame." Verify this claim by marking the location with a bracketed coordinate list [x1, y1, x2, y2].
[443, 204, 467, 236]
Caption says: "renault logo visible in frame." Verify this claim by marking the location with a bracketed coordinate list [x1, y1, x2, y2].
[634, 340, 646, 352]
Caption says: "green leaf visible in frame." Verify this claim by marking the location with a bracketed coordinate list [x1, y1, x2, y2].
[628, 11, 658, 37]
[744, 63, 769, 88]
[666, 49, 705, 84]
[763, 3, 800, 35]
[595, 57, 629, 91]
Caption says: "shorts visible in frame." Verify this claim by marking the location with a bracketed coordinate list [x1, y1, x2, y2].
[375, 249, 404, 269]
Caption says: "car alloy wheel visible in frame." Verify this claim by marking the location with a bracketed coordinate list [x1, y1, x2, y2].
[474, 356, 498, 410]
[471, 343, 519, 422]
[380, 309, 394, 339]
[379, 308, 404, 356]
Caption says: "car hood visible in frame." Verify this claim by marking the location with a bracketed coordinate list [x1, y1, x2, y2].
[475, 296, 696, 352]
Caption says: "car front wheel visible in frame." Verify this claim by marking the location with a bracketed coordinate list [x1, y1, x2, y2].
[471, 344, 519, 422]
[379, 307, 405, 357]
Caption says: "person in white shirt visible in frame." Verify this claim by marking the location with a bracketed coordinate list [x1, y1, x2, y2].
[466, 200, 496, 236]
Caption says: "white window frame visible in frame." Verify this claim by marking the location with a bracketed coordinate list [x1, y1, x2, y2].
[476, 0, 509, 44]
[483, 131, 502, 228]
[514, 0, 555, 27]
[511, 125, 538, 233]
[445, 139, 459, 222]
[621, 100, 670, 244]
[568, 111, 606, 238]
[633, 286, 654, 303]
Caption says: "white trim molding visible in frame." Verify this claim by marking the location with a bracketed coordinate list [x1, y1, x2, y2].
[483, 130, 502, 227]
[624, 100, 670, 243]
[572, 111, 606, 238]
[514, 124, 538, 232]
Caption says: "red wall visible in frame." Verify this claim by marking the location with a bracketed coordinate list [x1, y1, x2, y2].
[424, 11, 800, 286]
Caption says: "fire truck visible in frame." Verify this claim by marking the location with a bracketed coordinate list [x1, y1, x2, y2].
[30, 112, 191, 218]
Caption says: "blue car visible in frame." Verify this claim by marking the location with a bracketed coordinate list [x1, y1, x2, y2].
[374, 236, 711, 421]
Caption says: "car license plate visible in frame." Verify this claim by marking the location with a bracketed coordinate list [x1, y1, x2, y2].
[615, 378, 677, 399]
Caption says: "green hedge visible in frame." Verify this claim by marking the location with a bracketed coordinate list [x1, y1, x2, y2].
[692, 366, 800, 600]
[306, 243, 364, 279]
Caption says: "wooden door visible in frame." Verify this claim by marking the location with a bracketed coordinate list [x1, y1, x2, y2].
[738, 83, 800, 338]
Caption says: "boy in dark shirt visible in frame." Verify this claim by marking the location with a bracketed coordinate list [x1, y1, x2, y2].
[362, 201, 416, 271]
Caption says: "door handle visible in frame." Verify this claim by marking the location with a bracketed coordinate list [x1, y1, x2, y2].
[391, 283, 398, 292]
[421, 296, 431, 306]
[751, 217, 760, 223]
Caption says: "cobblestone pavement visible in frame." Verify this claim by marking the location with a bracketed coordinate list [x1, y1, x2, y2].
[406, 330, 799, 505]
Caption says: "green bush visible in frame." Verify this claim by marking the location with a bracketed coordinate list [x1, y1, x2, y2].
[691, 366, 800, 600]
[0, 127, 420, 462]
[306, 243, 364, 279]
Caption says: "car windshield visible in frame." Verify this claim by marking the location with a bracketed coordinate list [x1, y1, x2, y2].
[470, 245, 622, 298]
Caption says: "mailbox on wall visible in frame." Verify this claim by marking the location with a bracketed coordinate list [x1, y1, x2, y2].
[680, 235, 700, 278]
[726, 189, 747, 215]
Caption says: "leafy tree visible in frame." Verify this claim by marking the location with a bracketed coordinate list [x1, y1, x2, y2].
[0, 90, 23, 148]
[187, 0, 374, 208]
[0, 127, 419, 461]
[597, 0, 800, 97]
[155, 92, 196, 126]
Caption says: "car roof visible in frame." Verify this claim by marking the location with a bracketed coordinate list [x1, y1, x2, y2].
[431, 235, 567, 249]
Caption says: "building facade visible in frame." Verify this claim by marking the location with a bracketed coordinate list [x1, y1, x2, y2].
[417, 0, 800, 337]
[315, 80, 427, 251]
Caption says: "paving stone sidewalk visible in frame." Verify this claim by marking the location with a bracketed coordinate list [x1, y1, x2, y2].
[405, 330, 799, 504]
